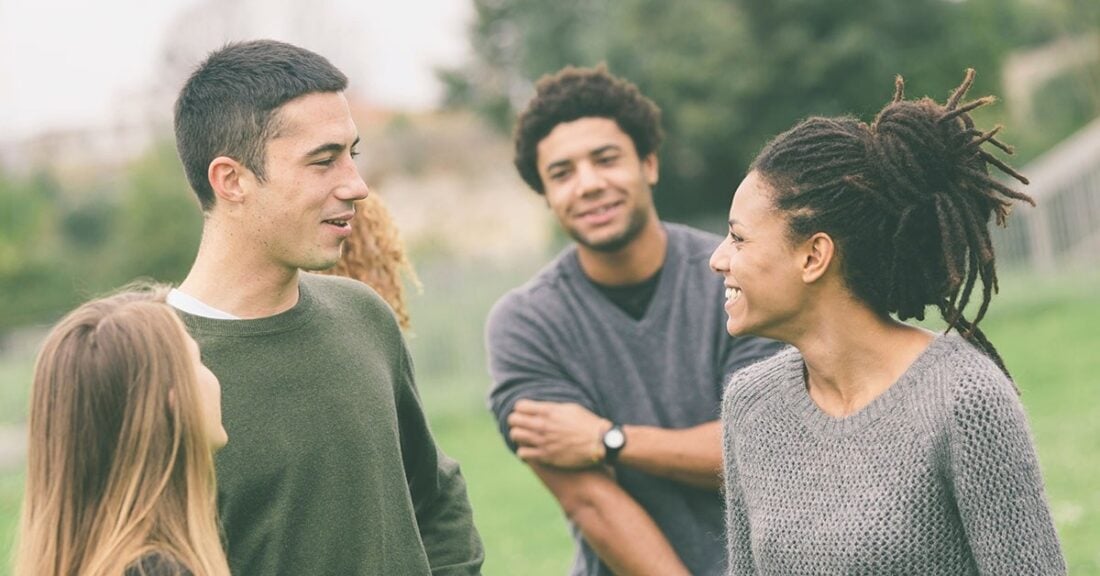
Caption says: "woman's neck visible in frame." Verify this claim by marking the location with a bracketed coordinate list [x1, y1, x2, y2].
[791, 301, 935, 417]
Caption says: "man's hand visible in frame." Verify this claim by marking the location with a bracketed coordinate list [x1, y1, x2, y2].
[508, 400, 611, 469]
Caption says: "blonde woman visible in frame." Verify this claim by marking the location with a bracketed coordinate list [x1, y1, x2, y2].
[16, 285, 230, 576]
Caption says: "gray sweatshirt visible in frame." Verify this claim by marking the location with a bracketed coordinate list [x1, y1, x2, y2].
[722, 333, 1065, 575]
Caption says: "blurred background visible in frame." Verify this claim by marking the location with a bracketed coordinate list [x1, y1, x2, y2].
[1, 0, 1098, 573]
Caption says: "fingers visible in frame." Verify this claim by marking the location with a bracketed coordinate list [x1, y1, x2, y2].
[509, 424, 541, 447]
[507, 410, 543, 432]
[513, 398, 549, 415]
[516, 446, 543, 463]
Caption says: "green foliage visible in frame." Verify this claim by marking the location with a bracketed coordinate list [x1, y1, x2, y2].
[106, 142, 201, 284]
[442, 0, 1097, 219]
[1015, 71, 1100, 162]
[0, 139, 201, 332]
[0, 170, 72, 329]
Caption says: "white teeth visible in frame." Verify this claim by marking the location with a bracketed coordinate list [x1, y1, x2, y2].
[725, 287, 742, 302]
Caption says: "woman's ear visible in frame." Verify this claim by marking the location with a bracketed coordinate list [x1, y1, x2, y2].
[801, 232, 835, 284]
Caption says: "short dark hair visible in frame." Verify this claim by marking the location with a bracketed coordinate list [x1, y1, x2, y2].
[751, 70, 1032, 376]
[174, 40, 348, 211]
[513, 65, 664, 194]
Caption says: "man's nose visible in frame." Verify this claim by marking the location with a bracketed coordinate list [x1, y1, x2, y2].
[338, 162, 370, 202]
[575, 162, 604, 196]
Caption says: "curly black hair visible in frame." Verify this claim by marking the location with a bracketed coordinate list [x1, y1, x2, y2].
[513, 65, 664, 194]
[751, 69, 1033, 377]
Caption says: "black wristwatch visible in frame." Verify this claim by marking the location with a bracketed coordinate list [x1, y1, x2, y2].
[602, 423, 626, 465]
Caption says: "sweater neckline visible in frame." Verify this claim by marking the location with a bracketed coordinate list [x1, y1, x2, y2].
[782, 334, 952, 437]
[566, 223, 681, 329]
[176, 274, 318, 336]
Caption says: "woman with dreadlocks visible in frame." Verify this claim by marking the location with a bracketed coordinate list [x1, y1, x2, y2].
[710, 70, 1065, 574]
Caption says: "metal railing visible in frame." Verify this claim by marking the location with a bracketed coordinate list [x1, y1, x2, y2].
[992, 117, 1100, 272]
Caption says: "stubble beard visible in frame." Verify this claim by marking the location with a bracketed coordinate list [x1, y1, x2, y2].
[568, 202, 651, 254]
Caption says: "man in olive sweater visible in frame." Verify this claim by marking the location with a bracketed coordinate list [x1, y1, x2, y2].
[168, 40, 483, 575]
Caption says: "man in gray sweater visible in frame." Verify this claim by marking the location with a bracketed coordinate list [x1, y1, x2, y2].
[486, 66, 780, 575]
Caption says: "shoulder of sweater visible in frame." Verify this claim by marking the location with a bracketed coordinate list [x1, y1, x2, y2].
[722, 346, 799, 424]
[301, 272, 401, 332]
[929, 334, 1020, 414]
[664, 222, 722, 262]
[487, 247, 577, 321]
[301, 272, 390, 308]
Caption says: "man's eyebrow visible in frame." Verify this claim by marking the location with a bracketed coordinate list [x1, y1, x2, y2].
[728, 218, 742, 228]
[543, 144, 623, 173]
[304, 136, 360, 158]
[545, 158, 571, 173]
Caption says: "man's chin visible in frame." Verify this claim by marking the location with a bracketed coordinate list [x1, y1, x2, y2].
[299, 255, 341, 272]
[573, 227, 637, 253]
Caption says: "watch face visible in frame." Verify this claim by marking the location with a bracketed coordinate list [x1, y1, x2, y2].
[604, 428, 625, 449]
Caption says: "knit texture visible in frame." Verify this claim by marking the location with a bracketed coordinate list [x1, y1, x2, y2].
[179, 274, 483, 576]
[722, 334, 1065, 575]
[488, 223, 782, 576]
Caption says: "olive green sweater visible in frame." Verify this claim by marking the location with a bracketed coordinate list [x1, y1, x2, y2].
[178, 274, 483, 575]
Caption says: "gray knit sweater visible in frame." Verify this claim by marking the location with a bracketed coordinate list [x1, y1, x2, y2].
[722, 334, 1065, 575]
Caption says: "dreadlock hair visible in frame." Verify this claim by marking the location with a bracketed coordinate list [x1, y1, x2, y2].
[751, 69, 1033, 378]
[514, 64, 664, 194]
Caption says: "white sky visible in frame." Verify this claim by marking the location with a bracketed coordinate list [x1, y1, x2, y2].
[0, 0, 473, 142]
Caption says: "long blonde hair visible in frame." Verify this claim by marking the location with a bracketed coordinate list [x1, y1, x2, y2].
[16, 285, 229, 576]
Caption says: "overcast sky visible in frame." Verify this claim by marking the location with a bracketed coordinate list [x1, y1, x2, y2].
[0, 0, 472, 142]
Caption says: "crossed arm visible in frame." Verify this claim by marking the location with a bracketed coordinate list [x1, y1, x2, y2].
[527, 463, 692, 576]
[508, 399, 723, 490]
[505, 398, 722, 574]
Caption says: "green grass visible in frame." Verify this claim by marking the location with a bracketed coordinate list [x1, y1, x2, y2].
[979, 278, 1100, 573]
[423, 410, 572, 575]
[0, 269, 1097, 575]
[0, 473, 20, 573]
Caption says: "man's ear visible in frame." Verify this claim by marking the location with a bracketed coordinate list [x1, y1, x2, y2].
[642, 152, 659, 186]
[208, 156, 249, 205]
[801, 232, 835, 284]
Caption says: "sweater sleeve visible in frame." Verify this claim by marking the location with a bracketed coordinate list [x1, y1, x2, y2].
[396, 345, 486, 575]
[722, 378, 755, 575]
[485, 292, 600, 452]
[948, 369, 1065, 575]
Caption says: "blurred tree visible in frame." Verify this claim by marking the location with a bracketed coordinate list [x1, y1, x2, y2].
[107, 140, 201, 284]
[0, 140, 204, 332]
[442, 0, 1092, 220]
[0, 169, 72, 330]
